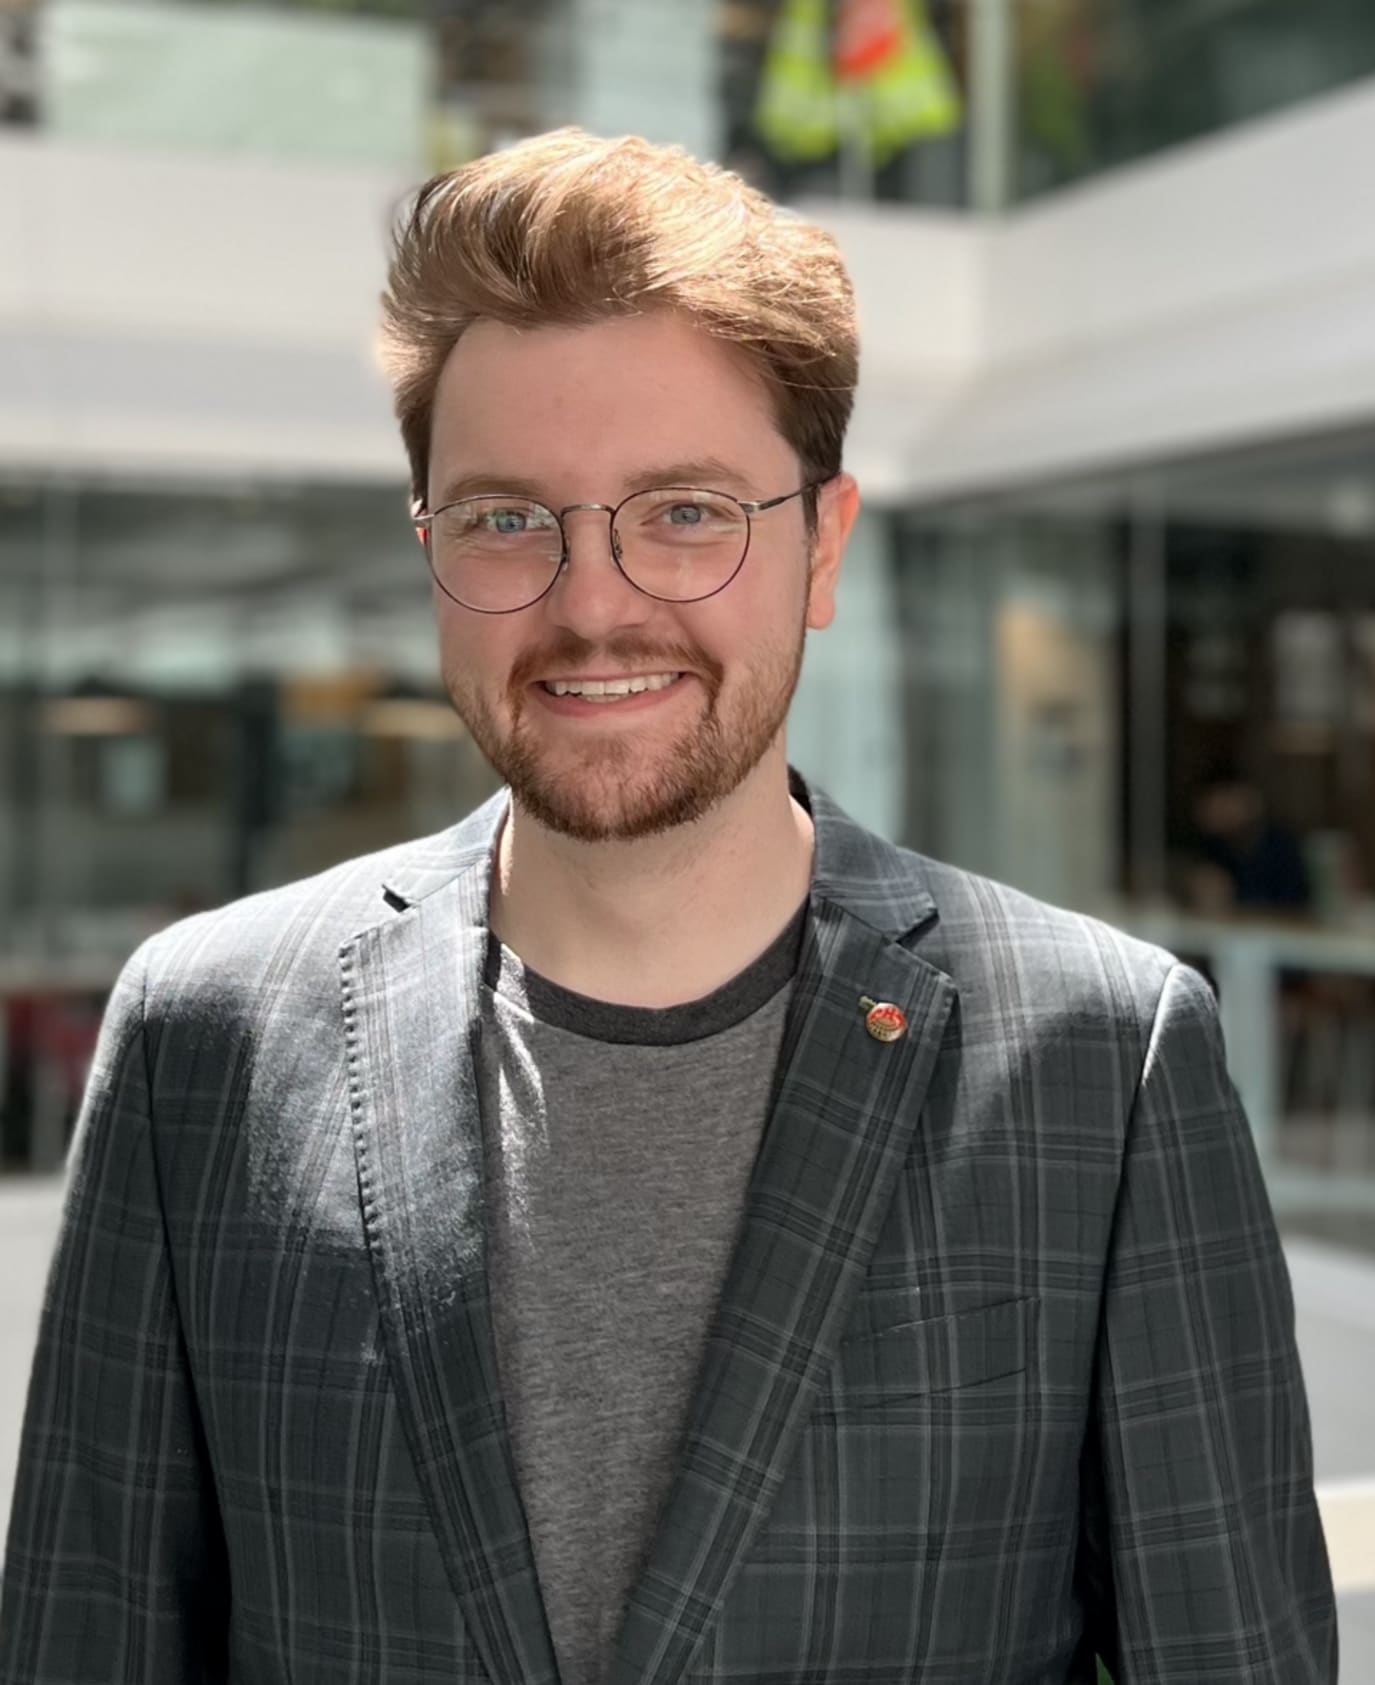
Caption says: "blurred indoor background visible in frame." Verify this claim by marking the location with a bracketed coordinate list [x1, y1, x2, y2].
[2, 0, 1375, 1660]
[7, 0, 1375, 1236]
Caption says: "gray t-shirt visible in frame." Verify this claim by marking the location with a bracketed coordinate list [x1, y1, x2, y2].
[476, 908, 805, 1684]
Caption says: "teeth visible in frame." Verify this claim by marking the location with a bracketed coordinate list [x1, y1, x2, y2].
[545, 673, 680, 700]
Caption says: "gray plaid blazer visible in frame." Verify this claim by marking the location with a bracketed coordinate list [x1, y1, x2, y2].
[0, 778, 1336, 1684]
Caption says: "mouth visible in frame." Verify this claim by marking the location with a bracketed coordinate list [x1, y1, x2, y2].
[537, 671, 683, 704]
[529, 670, 691, 717]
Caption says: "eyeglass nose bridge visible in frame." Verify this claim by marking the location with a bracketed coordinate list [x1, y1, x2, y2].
[555, 501, 626, 568]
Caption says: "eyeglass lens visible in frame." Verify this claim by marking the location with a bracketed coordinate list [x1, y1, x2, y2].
[427, 489, 748, 612]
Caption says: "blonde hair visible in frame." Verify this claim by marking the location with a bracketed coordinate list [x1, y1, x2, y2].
[378, 128, 857, 516]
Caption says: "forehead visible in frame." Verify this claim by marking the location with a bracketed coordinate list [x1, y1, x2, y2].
[428, 313, 790, 494]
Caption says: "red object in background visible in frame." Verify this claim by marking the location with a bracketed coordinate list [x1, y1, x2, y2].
[37, 995, 102, 1106]
[1, 990, 103, 1143]
[835, 0, 903, 79]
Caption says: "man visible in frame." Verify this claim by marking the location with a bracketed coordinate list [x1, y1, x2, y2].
[0, 130, 1335, 1684]
[1187, 765, 1313, 915]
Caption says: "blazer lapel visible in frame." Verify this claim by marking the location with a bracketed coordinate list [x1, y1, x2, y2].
[341, 806, 561, 1685]
[609, 792, 957, 1685]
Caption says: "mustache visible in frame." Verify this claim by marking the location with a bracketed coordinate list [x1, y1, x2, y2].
[509, 635, 723, 692]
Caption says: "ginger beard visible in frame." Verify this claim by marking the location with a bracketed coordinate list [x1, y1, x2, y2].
[442, 594, 809, 843]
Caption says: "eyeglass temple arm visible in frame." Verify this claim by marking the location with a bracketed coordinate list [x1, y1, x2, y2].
[737, 479, 829, 515]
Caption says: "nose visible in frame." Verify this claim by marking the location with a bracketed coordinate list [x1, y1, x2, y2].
[543, 506, 654, 639]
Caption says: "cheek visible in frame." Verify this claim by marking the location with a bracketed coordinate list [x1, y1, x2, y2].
[436, 603, 501, 687]
[699, 553, 807, 645]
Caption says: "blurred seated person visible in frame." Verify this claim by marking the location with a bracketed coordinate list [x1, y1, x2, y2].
[1186, 766, 1312, 917]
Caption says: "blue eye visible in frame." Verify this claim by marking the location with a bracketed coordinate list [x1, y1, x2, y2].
[667, 504, 704, 526]
[486, 509, 529, 534]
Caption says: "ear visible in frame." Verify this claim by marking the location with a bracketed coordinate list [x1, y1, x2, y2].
[805, 473, 860, 631]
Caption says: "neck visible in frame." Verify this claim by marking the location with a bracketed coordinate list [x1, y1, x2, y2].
[488, 752, 814, 1007]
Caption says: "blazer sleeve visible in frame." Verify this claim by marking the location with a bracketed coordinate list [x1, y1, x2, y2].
[0, 945, 230, 1683]
[1078, 960, 1338, 1684]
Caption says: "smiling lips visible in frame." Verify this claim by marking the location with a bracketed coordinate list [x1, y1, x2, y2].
[540, 672, 682, 702]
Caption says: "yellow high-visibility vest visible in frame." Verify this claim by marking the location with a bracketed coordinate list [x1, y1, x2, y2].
[754, 0, 840, 163]
[862, 0, 964, 163]
[755, 0, 963, 167]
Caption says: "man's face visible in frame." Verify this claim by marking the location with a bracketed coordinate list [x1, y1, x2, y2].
[425, 311, 854, 842]
[1196, 782, 1262, 839]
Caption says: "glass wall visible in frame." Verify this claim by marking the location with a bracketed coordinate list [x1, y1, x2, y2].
[895, 500, 1125, 907]
[0, 476, 501, 1170]
[5, 0, 1374, 203]
[11, 0, 1375, 207]
[40, 0, 429, 168]
[0, 475, 902, 1175]
[1017, 0, 1375, 200]
[900, 426, 1375, 1248]
[7, 440, 1375, 1250]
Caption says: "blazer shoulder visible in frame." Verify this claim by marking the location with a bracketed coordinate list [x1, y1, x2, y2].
[902, 847, 1182, 1029]
[128, 822, 479, 1018]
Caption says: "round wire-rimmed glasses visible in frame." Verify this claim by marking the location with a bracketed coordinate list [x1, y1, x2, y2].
[413, 481, 825, 614]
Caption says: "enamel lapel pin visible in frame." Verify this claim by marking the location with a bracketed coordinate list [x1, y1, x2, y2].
[859, 996, 907, 1043]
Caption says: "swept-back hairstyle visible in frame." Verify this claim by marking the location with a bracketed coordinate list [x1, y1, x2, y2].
[378, 128, 858, 521]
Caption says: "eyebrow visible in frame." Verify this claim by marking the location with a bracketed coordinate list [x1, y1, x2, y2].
[430, 457, 762, 509]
